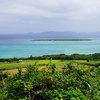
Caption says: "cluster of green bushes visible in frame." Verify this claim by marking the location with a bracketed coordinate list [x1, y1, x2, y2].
[35, 53, 100, 60]
[0, 53, 100, 63]
[0, 62, 100, 100]
[0, 57, 19, 63]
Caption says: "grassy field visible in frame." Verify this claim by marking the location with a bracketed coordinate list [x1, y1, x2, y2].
[0, 60, 67, 70]
[0, 59, 100, 70]
[0, 59, 100, 74]
[0, 60, 83, 69]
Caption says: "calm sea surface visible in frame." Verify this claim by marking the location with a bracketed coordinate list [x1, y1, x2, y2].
[0, 39, 100, 58]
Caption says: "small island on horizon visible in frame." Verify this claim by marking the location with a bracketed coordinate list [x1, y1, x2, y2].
[32, 38, 92, 41]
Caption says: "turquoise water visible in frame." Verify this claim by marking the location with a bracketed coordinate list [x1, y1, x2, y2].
[0, 39, 100, 58]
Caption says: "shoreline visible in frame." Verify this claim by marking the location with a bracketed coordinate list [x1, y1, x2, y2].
[0, 53, 100, 60]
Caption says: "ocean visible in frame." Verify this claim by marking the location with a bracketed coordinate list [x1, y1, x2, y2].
[0, 39, 100, 58]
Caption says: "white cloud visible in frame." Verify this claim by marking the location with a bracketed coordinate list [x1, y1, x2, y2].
[1, 0, 100, 19]
[0, 0, 100, 33]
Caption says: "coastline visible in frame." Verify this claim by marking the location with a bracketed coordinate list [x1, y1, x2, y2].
[0, 53, 100, 59]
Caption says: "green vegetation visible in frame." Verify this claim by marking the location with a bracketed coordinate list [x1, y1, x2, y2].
[1, 53, 100, 62]
[0, 61, 100, 100]
[0, 53, 100, 99]
[0, 59, 100, 70]
[0, 53, 100, 70]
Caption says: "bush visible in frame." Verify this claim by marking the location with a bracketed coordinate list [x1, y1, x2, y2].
[0, 62, 100, 100]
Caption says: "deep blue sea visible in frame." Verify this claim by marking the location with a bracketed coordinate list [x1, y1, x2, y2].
[0, 39, 100, 58]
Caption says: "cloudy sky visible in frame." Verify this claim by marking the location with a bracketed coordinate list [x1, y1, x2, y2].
[0, 0, 100, 34]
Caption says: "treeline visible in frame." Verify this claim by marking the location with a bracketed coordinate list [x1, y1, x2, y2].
[0, 53, 100, 62]
[32, 53, 100, 60]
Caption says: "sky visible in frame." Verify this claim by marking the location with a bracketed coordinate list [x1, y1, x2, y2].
[0, 0, 100, 34]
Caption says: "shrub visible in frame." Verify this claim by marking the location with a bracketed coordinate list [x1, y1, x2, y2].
[0, 62, 100, 100]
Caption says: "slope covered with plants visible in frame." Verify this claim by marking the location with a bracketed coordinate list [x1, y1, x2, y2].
[0, 62, 100, 100]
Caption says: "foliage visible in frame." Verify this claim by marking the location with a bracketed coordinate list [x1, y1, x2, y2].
[0, 62, 100, 100]
[0, 53, 100, 62]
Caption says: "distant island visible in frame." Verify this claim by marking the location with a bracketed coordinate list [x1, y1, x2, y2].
[32, 39, 92, 41]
